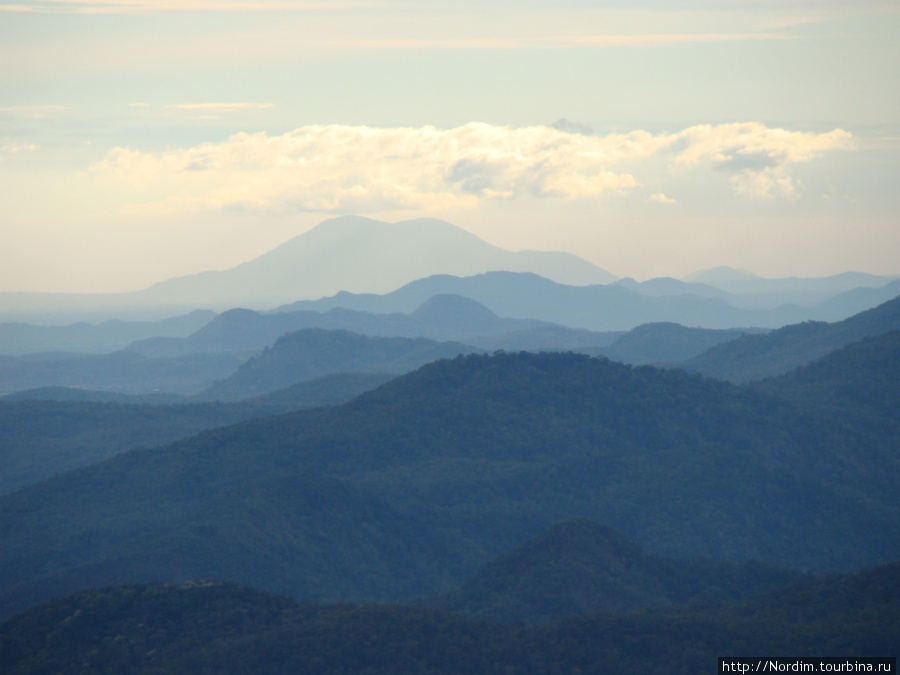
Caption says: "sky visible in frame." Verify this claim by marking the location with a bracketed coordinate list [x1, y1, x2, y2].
[1, 0, 899, 293]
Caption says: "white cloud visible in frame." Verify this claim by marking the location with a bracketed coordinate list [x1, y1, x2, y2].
[650, 192, 676, 204]
[91, 122, 853, 215]
[663, 122, 853, 197]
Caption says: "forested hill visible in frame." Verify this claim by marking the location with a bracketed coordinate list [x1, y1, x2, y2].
[758, 329, 900, 420]
[0, 372, 394, 496]
[1, 560, 897, 674]
[1, 350, 897, 617]
[430, 518, 807, 624]
[200, 328, 477, 400]
[682, 293, 900, 382]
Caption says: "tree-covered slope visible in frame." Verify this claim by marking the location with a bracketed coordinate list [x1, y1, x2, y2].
[199, 328, 478, 400]
[0, 372, 394, 495]
[682, 293, 900, 382]
[431, 518, 807, 623]
[590, 321, 749, 364]
[758, 329, 900, 421]
[1, 560, 897, 674]
[0, 352, 897, 618]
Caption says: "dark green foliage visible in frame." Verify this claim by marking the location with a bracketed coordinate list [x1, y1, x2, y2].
[683, 293, 900, 382]
[431, 519, 807, 623]
[0, 399, 244, 496]
[2, 561, 897, 674]
[1, 351, 898, 619]
[759, 330, 900, 420]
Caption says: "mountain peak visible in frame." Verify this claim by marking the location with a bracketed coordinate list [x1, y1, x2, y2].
[137, 216, 615, 311]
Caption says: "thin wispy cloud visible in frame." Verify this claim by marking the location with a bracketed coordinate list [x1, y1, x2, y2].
[0, 105, 68, 118]
[92, 122, 852, 216]
[318, 33, 792, 51]
[164, 103, 275, 110]
[0, 0, 385, 14]
[0, 142, 39, 161]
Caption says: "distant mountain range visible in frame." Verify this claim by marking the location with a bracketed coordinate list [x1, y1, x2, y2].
[0, 215, 895, 327]
[0, 216, 615, 323]
[280, 271, 900, 331]
[4, 291, 899, 397]
[0, 310, 215, 356]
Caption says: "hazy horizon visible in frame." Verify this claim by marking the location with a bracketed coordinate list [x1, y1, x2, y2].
[2, 0, 899, 294]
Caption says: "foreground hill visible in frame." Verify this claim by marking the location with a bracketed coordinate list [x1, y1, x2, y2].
[1, 560, 896, 673]
[430, 519, 806, 623]
[758, 330, 900, 421]
[1, 350, 897, 617]
[682, 293, 900, 382]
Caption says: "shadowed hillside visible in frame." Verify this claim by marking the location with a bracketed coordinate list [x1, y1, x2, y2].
[430, 518, 806, 623]
[1, 350, 897, 618]
[682, 293, 900, 382]
[1, 561, 897, 674]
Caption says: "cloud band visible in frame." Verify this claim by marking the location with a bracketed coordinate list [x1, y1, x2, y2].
[92, 121, 853, 215]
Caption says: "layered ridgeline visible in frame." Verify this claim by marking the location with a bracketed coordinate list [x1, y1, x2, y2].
[683, 293, 900, 382]
[1, 559, 896, 674]
[0, 372, 395, 497]
[280, 271, 900, 332]
[3, 297, 898, 498]
[124, 294, 613, 360]
[0, 216, 615, 323]
[1, 216, 895, 329]
[6, 291, 899, 397]
[1, 344, 898, 618]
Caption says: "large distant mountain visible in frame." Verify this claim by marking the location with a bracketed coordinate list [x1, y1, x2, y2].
[0, 216, 616, 322]
[137, 216, 616, 308]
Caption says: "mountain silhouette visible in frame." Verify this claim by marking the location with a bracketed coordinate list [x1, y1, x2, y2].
[127, 216, 619, 312]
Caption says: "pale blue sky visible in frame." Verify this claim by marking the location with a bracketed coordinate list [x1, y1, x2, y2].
[1, 0, 898, 292]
